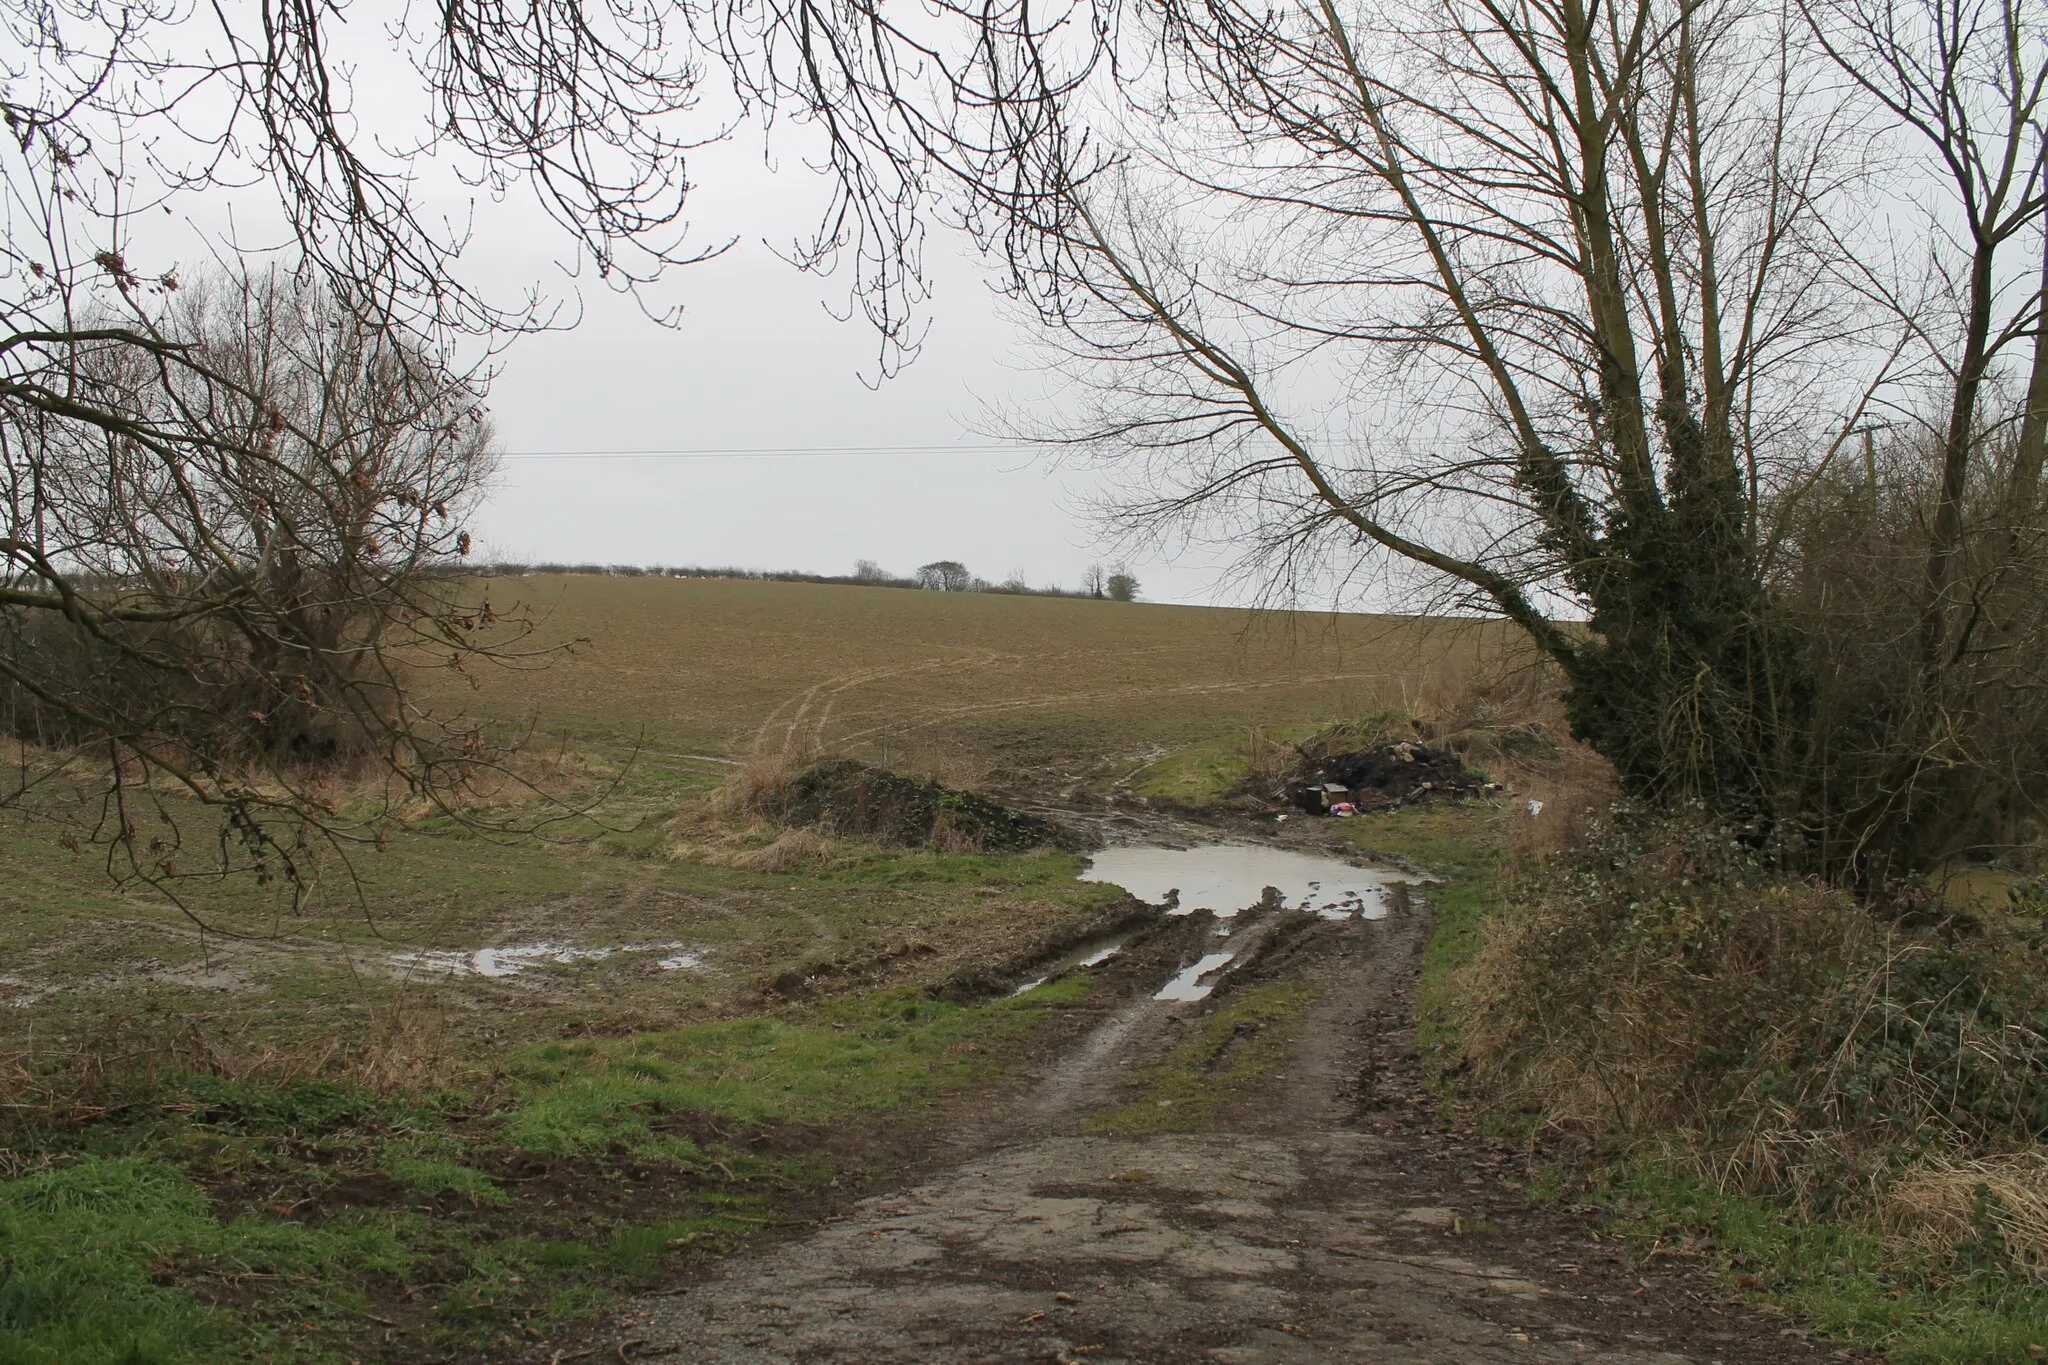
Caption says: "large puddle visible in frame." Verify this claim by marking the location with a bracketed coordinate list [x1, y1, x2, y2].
[1079, 844, 1404, 920]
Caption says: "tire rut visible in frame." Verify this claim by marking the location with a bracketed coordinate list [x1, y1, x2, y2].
[575, 888, 1834, 1364]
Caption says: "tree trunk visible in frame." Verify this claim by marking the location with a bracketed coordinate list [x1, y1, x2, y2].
[2014, 236, 2048, 513]
[1920, 240, 1998, 666]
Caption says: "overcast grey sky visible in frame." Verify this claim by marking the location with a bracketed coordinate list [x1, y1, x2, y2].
[118, 32, 1236, 605]
[456, 137, 1228, 602]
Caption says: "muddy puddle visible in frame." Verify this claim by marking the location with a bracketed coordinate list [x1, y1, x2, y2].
[1010, 931, 1138, 996]
[1153, 951, 1237, 1001]
[389, 941, 706, 980]
[1079, 844, 1405, 920]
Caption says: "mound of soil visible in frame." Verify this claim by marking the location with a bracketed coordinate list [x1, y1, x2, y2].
[784, 759, 1062, 853]
[1285, 738, 1486, 813]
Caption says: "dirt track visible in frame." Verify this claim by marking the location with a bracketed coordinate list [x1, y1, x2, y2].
[590, 891, 1832, 1364]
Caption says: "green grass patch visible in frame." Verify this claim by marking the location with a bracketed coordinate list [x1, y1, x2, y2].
[1596, 1167, 2048, 1363]
[384, 1156, 508, 1205]
[1086, 978, 1314, 1135]
[1134, 724, 1327, 806]
[1336, 803, 1505, 1071]
[507, 980, 1091, 1157]
[0, 977, 1096, 1362]
[0, 1154, 413, 1365]
[1133, 735, 1261, 805]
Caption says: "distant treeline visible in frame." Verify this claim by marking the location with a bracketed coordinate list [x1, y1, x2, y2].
[483, 558, 1141, 601]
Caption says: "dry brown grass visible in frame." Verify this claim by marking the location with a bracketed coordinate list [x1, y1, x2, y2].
[1462, 856, 1855, 1153]
[707, 748, 805, 817]
[1405, 644, 1618, 852]
[1456, 809, 2048, 1222]
[665, 749, 832, 867]
[181, 1006, 459, 1092]
[1888, 1153, 2048, 1276]
[661, 814, 784, 866]
[664, 752, 851, 868]
[0, 1002, 464, 1115]
[1499, 744, 1618, 858]
[724, 828, 837, 872]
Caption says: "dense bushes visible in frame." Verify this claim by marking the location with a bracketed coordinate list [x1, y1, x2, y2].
[2, 601, 389, 769]
[1458, 808, 2048, 1237]
[1770, 437, 2048, 879]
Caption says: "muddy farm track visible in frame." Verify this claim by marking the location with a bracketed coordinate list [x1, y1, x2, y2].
[572, 883, 1833, 1365]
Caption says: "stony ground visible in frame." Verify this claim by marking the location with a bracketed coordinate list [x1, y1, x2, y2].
[582, 889, 1835, 1365]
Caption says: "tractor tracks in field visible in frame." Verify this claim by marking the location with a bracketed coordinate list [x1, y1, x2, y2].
[744, 639, 1409, 764]
[749, 650, 1013, 757]
[786, 669, 1401, 756]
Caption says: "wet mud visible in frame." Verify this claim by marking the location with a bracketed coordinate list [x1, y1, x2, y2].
[581, 872, 1831, 1365]
[388, 940, 705, 980]
[1010, 931, 1143, 997]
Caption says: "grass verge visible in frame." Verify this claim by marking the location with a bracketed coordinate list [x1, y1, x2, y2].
[1416, 801, 2048, 1363]
[0, 979, 1094, 1364]
[1600, 1167, 2048, 1363]
[1331, 802, 1506, 1073]
[1133, 725, 1321, 806]
[1085, 978, 1316, 1135]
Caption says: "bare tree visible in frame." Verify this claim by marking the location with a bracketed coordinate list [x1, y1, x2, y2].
[792, 0, 2046, 872]
[0, 0, 966, 893]
[936, 0, 1859, 828]
[1771, 0, 2048, 869]
[1081, 563, 1108, 598]
[0, 0, 709, 896]
[1801, 0, 2045, 668]
[1, 269, 539, 896]
[0, 0, 1067, 899]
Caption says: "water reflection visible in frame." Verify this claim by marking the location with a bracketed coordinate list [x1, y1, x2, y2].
[389, 941, 705, 979]
[1153, 951, 1237, 1001]
[1011, 931, 1137, 996]
[1079, 844, 1403, 919]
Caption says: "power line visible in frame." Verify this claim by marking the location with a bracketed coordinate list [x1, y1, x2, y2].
[499, 442, 1029, 460]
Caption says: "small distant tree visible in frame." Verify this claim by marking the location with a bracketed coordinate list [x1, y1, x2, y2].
[853, 559, 890, 584]
[999, 568, 1030, 593]
[917, 560, 973, 591]
[1106, 570, 1140, 602]
[1082, 564, 1108, 598]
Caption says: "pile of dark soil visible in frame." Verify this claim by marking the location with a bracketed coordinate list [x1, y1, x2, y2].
[1285, 737, 1487, 812]
[783, 758, 1063, 852]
